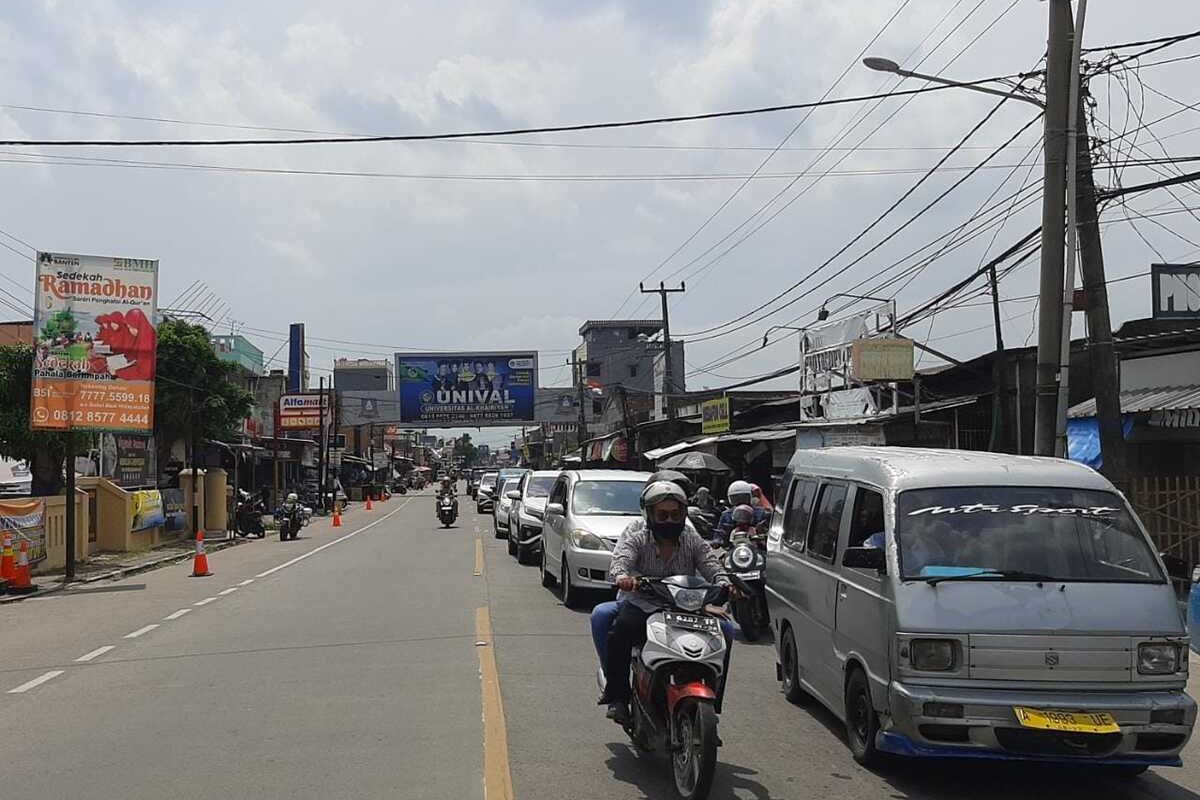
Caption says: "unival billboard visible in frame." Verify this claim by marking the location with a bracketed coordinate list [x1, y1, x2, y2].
[396, 352, 536, 426]
[31, 252, 158, 432]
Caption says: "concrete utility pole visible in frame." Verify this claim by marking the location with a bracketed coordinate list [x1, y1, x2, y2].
[639, 281, 686, 420]
[317, 376, 326, 511]
[1033, 0, 1074, 456]
[568, 358, 589, 456]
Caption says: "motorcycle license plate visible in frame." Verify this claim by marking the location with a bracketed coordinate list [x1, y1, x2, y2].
[664, 611, 720, 634]
[739, 571, 761, 580]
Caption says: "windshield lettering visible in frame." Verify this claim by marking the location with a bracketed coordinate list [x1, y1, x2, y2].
[907, 503, 1120, 517]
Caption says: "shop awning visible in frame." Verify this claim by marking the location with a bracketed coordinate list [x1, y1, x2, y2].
[713, 429, 795, 444]
[643, 436, 718, 461]
[1069, 384, 1200, 419]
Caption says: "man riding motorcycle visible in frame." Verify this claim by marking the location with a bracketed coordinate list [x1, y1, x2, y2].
[434, 477, 458, 515]
[714, 480, 769, 547]
[598, 480, 735, 724]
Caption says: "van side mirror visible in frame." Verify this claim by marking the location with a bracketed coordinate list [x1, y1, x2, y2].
[506, 490, 521, 501]
[843, 546, 886, 574]
[1159, 552, 1189, 582]
[546, 502, 565, 517]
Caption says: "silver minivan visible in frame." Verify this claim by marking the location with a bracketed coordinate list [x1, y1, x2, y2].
[766, 446, 1195, 773]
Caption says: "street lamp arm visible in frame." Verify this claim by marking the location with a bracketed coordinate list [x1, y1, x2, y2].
[863, 58, 1046, 109]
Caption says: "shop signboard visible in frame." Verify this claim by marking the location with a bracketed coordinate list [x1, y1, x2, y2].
[850, 338, 914, 383]
[130, 489, 165, 531]
[161, 488, 186, 531]
[278, 393, 329, 430]
[101, 433, 156, 487]
[801, 303, 895, 393]
[701, 396, 731, 434]
[396, 352, 537, 426]
[0, 498, 46, 564]
[1152, 264, 1200, 319]
[31, 252, 158, 432]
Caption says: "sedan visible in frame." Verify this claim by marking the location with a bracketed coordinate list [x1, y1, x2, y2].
[540, 469, 651, 609]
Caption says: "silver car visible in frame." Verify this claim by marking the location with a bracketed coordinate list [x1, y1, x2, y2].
[507, 470, 561, 565]
[493, 477, 521, 536]
[540, 469, 651, 609]
[766, 446, 1195, 772]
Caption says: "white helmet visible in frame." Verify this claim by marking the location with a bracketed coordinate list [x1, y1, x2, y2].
[727, 480, 754, 505]
[286, 492, 298, 503]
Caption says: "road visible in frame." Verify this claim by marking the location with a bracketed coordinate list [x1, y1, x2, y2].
[2, 489, 1199, 799]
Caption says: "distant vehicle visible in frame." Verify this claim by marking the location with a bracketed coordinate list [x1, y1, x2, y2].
[767, 446, 1194, 771]
[493, 477, 521, 537]
[506, 470, 560, 565]
[540, 469, 651, 609]
[476, 472, 499, 513]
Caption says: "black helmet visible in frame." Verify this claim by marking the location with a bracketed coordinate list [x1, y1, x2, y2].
[646, 469, 695, 500]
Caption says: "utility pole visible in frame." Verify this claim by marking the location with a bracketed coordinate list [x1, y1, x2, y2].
[1033, 0, 1074, 457]
[1073, 83, 1127, 485]
[569, 357, 589, 460]
[317, 376, 326, 512]
[987, 265, 1007, 452]
[639, 281, 686, 420]
[190, 388, 201, 537]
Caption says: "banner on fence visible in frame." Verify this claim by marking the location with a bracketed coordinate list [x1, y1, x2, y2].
[0, 498, 47, 564]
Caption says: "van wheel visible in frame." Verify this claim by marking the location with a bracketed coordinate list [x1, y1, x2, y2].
[541, 546, 557, 588]
[507, 528, 518, 556]
[844, 668, 881, 767]
[779, 626, 807, 704]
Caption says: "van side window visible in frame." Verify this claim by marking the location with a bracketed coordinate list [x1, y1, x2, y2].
[550, 478, 569, 507]
[782, 479, 817, 550]
[807, 483, 847, 561]
[848, 487, 886, 548]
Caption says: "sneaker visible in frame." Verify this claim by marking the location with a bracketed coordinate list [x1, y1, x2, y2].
[606, 701, 631, 725]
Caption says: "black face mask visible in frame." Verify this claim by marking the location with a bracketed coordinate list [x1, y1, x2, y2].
[650, 519, 685, 543]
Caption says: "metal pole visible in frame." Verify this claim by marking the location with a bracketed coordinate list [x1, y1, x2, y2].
[1014, 359, 1024, 454]
[64, 437, 76, 581]
[272, 400, 280, 510]
[988, 265, 1007, 452]
[1055, 0, 1089, 457]
[640, 282, 686, 420]
[317, 376, 326, 512]
[191, 390, 200, 536]
[1034, 0, 1074, 456]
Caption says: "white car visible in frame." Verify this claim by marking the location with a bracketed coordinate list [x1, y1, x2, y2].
[493, 477, 521, 536]
[540, 469, 652, 609]
[476, 472, 499, 514]
[506, 470, 561, 565]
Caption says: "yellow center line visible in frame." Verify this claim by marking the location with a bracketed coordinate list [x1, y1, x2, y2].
[474, 537, 484, 577]
[475, 606, 514, 800]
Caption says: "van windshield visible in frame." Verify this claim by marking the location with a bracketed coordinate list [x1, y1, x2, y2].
[895, 486, 1164, 584]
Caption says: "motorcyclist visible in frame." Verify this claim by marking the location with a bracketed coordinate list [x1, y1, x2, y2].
[435, 477, 458, 515]
[729, 504, 757, 540]
[715, 480, 768, 547]
[599, 480, 735, 724]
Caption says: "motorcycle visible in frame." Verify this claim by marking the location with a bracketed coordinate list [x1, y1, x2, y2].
[276, 503, 305, 541]
[437, 495, 458, 528]
[234, 490, 267, 539]
[720, 531, 769, 641]
[687, 506, 717, 541]
[597, 575, 743, 800]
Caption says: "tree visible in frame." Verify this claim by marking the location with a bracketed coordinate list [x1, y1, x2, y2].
[453, 433, 478, 466]
[0, 345, 90, 495]
[154, 319, 254, 469]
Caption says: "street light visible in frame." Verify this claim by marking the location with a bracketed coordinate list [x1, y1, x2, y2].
[817, 293, 895, 323]
[862, 57, 1045, 109]
[762, 324, 807, 349]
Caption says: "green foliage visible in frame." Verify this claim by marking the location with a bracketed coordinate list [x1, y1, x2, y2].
[38, 309, 78, 343]
[453, 433, 479, 466]
[0, 345, 89, 495]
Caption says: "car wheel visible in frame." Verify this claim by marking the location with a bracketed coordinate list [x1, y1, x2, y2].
[507, 525, 518, 556]
[560, 556, 580, 609]
[541, 545, 557, 588]
[494, 517, 505, 539]
[516, 529, 535, 565]
[780, 626, 808, 705]
[844, 667, 881, 767]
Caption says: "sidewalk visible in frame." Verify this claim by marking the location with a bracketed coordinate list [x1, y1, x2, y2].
[1, 534, 247, 604]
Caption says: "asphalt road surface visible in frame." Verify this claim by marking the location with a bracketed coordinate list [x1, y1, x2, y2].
[3, 488, 1200, 799]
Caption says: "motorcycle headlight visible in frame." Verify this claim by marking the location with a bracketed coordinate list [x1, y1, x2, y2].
[570, 529, 612, 551]
[1138, 643, 1181, 675]
[731, 544, 755, 570]
[669, 586, 707, 612]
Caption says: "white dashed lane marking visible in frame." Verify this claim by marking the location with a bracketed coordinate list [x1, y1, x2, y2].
[238, 579, 254, 586]
[124, 624, 159, 639]
[75, 646, 115, 663]
[218, 587, 239, 596]
[8, 670, 65, 694]
[164, 609, 191, 621]
[194, 597, 217, 606]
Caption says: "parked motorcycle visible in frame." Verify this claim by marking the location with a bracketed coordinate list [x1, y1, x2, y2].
[234, 490, 267, 538]
[437, 495, 458, 528]
[597, 575, 742, 800]
[721, 532, 769, 641]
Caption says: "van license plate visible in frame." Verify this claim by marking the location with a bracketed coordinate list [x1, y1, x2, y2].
[1013, 707, 1119, 734]
[664, 612, 719, 634]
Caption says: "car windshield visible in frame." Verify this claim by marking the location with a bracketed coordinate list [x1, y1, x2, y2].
[525, 476, 556, 499]
[500, 479, 519, 497]
[481, 474, 497, 488]
[572, 480, 644, 516]
[896, 486, 1164, 583]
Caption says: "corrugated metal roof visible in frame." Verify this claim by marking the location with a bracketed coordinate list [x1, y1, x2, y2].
[1068, 385, 1200, 418]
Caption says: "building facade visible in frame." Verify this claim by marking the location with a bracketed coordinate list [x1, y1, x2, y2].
[334, 358, 395, 392]
[212, 334, 265, 375]
[573, 319, 685, 436]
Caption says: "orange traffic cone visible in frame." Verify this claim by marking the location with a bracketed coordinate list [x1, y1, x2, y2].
[365, 495, 373, 512]
[190, 530, 212, 577]
[332, 504, 342, 528]
[8, 540, 38, 594]
[0, 533, 14, 582]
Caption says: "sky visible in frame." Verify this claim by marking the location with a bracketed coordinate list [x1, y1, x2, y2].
[1, 1, 1198, 450]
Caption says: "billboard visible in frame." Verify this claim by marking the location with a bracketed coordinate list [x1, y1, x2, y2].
[288, 323, 307, 391]
[396, 352, 537, 426]
[31, 252, 158, 432]
[850, 338, 914, 382]
[100, 433, 156, 487]
[1152, 264, 1200, 319]
[278, 393, 329, 430]
[702, 397, 731, 434]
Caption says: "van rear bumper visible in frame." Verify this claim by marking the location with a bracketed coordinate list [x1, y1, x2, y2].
[882, 681, 1196, 766]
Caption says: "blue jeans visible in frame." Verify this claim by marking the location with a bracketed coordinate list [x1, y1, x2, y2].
[590, 598, 736, 664]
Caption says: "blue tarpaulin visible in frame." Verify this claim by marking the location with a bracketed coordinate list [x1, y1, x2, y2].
[1066, 415, 1134, 469]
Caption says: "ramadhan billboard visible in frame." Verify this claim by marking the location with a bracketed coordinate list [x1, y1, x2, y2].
[396, 353, 536, 426]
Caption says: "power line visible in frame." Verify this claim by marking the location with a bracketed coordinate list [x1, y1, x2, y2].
[1084, 29, 1200, 54]
[0, 81, 1018, 148]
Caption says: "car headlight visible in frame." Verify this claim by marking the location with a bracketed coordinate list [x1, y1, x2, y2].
[1139, 643, 1181, 675]
[910, 639, 958, 671]
[570, 529, 612, 551]
[731, 544, 755, 569]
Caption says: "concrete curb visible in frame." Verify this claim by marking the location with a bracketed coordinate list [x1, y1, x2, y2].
[0, 537, 247, 605]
